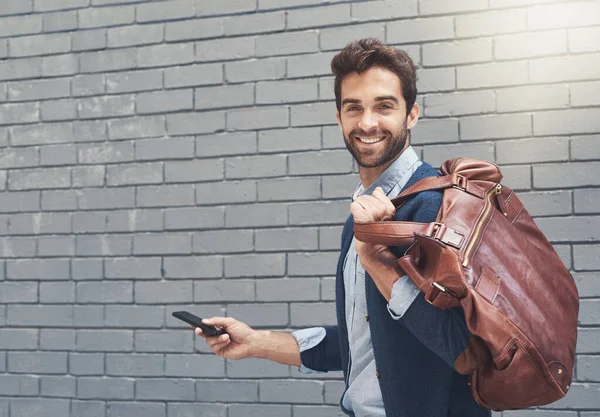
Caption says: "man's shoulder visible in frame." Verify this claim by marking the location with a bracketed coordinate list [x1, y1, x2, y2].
[397, 162, 443, 222]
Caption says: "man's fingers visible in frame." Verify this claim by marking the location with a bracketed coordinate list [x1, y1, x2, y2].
[206, 333, 230, 348]
[202, 316, 234, 327]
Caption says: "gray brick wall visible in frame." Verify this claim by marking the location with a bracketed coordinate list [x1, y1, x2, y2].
[0, 0, 598, 416]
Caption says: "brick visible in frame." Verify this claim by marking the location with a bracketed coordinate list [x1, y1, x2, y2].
[287, 52, 336, 78]
[496, 30, 567, 61]
[72, 211, 105, 233]
[517, 191, 572, 217]
[135, 281, 193, 304]
[74, 120, 107, 143]
[456, 9, 526, 37]
[351, 0, 418, 21]
[7, 259, 69, 279]
[226, 155, 286, 179]
[166, 63, 222, 88]
[41, 98, 77, 121]
[193, 279, 255, 302]
[11, 122, 75, 147]
[497, 137, 569, 164]
[41, 143, 76, 166]
[8, 78, 70, 102]
[71, 258, 103, 281]
[290, 151, 353, 176]
[225, 11, 284, 36]
[107, 162, 163, 186]
[43, 53, 78, 77]
[288, 4, 350, 29]
[109, 116, 166, 140]
[165, 354, 224, 377]
[78, 330, 133, 352]
[425, 141, 492, 166]
[106, 305, 164, 328]
[571, 81, 600, 107]
[423, 38, 492, 66]
[72, 401, 105, 417]
[72, 29, 106, 51]
[10, 33, 71, 58]
[227, 358, 290, 379]
[319, 76, 334, 100]
[137, 0, 195, 22]
[196, 37, 255, 62]
[545, 383, 600, 409]
[291, 102, 335, 127]
[193, 230, 253, 253]
[260, 379, 323, 403]
[0, 236, 36, 258]
[137, 184, 195, 207]
[135, 137, 193, 161]
[70, 353, 105, 375]
[104, 257, 161, 279]
[0, 0, 33, 15]
[166, 18, 223, 41]
[0, 14, 42, 37]
[77, 281, 132, 303]
[74, 306, 104, 327]
[258, 178, 320, 202]
[229, 303, 289, 326]
[420, 0, 487, 14]
[41, 190, 75, 210]
[79, 95, 135, 119]
[41, 376, 76, 397]
[169, 403, 227, 417]
[320, 225, 344, 250]
[289, 200, 351, 226]
[195, 84, 254, 110]
[320, 23, 384, 51]
[167, 111, 225, 135]
[40, 329, 75, 350]
[574, 245, 600, 271]
[576, 189, 600, 214]
[80, 49, 136, 73]
[7, 304, 73, 327]
[387, 17, 454, 44]
[461, 114, 531, 141]
[72, 165, 105, 187]
[425, 91, 495, 117]
[40, 281, 75, 303]
[133, 233, 192, 255]
[0, 102, 39, 124]
[257, 79, 318, 104]
[0, 282, 38, 303]
[0, 375, 39, 395]
[78, 5, 134, 28]
[196, 0, 256, 15]
[257, 31, 318, 56]
[0, 147, 39, 169]
[163, 256, 223, 279]
[107, 209, 163, 233]
[528, 1, 598, 30]
[134, 331, 193, 354]
[197, 131, 256, 157]
[76, 234, 132, 256]
[107, 403, 166, 417]
[77, 187, 135, 209]
[228, 106, 288, 130]
[196, 380, 258, 402]
[536, 216, 600, 243]
[294, 406, 342, 417]
[78, 141, 133, 164]
[0, 57, 43, 82]
[231, 404, 290, 417]
[10, 399, 70, 417]
[579, 300, 600, 326]
[108, 23, 163, 47]
[226, 202, 287, 228]
[34, 0, 88, 11]
[497, 84, 570, 113]
[41, 236, 75, 257]
[530, 54, 600, 83]
[0, 329, 38, 349]
[258, 127, 320, 153]
[288, 252, 339, 276]
[78, 377, 134, 400]
[321, 277, 336, 301]
[569, 27, 600, 53]
[106, 353, 163, 376]
[535, 109, 600, 136]
[106, 69, 162, 94]
[458, 61, 529, 89]
[195, 180, 256, 205]
[579, 356, 600, 382]
[257, 277, 320, 301]
[8, 352, 67, 374]
[138, 89, 193, 114]
[43, 11, 78, 32]
[165, 159, 223, 182]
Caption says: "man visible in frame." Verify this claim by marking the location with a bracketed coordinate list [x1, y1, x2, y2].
[194, 38, 491, 417]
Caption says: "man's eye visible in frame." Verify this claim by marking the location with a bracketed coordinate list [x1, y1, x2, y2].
[347, 107, 360, 111]
[379, 104, 391, 109]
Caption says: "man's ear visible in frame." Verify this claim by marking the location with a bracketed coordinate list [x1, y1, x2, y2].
[406, 103, 420, 130]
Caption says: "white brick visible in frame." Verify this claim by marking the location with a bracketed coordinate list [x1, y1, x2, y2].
[534, 109, 600, 136]
[527, 1, 598, 30]
[530, 54, 600, 83]
[494, 30, 567, 60]
[227, 106, 289, 130]
[423, 39, 492, 66]
[257, 79, 319, 104]
[224, 11, 285, 35]
[411, 118, 459, 145]
[195, 84, 254, 110]
[425, 91, 495, 117]
[417, 68, 455, 93]
[461, 114, 531, 140]
[387, 17, 454, 44]
[287, 4, 350, 29]
[137, 0, 195, 22]
[571, 81, 600, 107]
[225, 58, 285, 83]
[257, 31, 319, 57]
[320, 23, 384, 52]
[196, 0, 256, 16]
[351, 0, 418, 21]
[420, 0, 488, 15]
[196, 37, 255, 62]
[497, 84, 570, 113]
[424, 142, 494, 168]
[165, 18, 223, 41]
[78, 6, 134, 28]
[456, 9, 526, 37]
[569, 27, 600, 53]
[496, 137, 569, 164]
[458, 61, 528, 89]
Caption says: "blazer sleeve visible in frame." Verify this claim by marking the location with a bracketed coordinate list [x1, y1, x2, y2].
[298, 325, 343, 372]
[396, 190, 473, 370]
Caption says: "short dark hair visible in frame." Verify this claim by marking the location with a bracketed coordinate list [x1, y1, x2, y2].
[331, 38, 418, 115]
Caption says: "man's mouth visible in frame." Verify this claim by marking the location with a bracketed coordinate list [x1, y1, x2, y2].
[355, 136, 385, 144]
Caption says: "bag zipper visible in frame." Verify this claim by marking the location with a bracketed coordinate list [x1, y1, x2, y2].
[462, 184, 502, 268]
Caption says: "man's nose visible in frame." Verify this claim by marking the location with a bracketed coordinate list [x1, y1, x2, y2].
[358, 111, 378, 132]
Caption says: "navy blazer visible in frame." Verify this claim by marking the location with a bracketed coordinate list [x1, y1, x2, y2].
[300, 162, 491, 417]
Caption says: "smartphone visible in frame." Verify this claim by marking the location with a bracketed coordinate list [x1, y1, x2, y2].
[172, 311, 225, 337]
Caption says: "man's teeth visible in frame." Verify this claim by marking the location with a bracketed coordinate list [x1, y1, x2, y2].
[357, 137, 384, 144]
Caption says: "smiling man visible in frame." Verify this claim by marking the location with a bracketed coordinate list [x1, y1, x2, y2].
[194, 38, 491, 417]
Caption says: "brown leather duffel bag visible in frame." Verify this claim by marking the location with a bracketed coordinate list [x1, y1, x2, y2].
[354, 157, 579, 411]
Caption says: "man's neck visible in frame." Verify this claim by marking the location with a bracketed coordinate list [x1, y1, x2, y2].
[358, 144, 411, 189]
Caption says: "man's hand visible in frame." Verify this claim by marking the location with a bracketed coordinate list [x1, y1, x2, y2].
[193, 317, 256, 360]
[350, 187, 402, 301]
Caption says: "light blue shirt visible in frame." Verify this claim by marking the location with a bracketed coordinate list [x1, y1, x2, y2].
[293, 147, 423, 417]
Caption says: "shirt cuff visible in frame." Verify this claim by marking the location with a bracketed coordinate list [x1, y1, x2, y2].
[291, 327, 327, 374]
[387, 275, 420, 320]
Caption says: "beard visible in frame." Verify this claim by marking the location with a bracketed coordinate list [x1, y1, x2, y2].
[343, 121, 410, 168]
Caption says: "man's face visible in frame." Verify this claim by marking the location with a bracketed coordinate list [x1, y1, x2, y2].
[336, 66, 417, 170]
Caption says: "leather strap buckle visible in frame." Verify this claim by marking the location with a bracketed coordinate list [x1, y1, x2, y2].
[426, 222, 464, 250]
[452, 173, 467, 191]
[426, 282, 457, 305]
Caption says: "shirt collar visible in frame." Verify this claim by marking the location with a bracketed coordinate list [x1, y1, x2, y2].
[352, 146, 420, 200]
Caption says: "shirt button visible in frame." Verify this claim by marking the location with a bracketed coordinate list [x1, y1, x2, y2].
[376, 370, 380, 379]
[365, 314, 369, 322]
